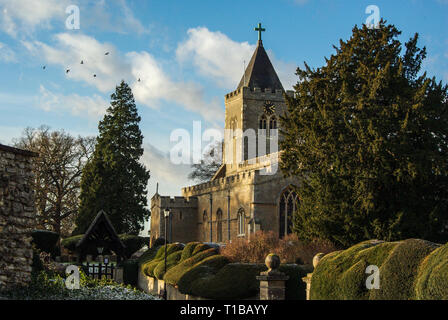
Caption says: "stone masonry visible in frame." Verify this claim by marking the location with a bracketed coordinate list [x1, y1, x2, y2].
[0, 144, 37, 290]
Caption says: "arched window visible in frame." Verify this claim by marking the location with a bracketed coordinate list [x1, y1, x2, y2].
[269, 116, 277, 134]
[279, 187, 299, 238]
[259, 115, 267, 130]
[216, 209, 223, 242]
[237, 208, 245, 236]
[203, 210, 208, 222]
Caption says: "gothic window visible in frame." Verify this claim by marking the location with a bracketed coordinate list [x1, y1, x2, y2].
[269, 116, 277, 132]
[179, 211, 183, 220]
[259, 115, 267, 130]
[203, 210, 208, 222]
[237, 208, 245, 236]
[217, 209, 223, 242]
[279, 186, 299, 238]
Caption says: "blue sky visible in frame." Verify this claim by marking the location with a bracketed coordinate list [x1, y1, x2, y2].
[0, 0, 447, 223]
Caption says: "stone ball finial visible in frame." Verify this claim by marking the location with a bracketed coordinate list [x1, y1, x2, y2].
[313, 253, 325, 268]
[265, 253, 280, 272]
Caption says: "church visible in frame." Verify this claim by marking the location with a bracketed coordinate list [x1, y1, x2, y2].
[150, 25, 301, 245]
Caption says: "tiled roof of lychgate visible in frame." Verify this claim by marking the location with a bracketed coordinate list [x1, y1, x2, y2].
[237, 40, 284, 91]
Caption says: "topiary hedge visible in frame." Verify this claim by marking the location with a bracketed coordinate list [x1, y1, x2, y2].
[31, 230, 60, 257]
[141, 243, 185, 277]
[414, 242, 448, 299]
[177, 255, 231, 296]
[310, 239, 443, 300]
[163, 248, 218, 286]
[61, 234, 84, 252]
[122, 259, 139, 287]
[369, 239, 439, 300]
[119, 234, 150, 258]
[153, 250, 183, 280]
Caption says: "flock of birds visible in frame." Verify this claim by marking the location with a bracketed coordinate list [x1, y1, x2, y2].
[42, 51, 141, 82]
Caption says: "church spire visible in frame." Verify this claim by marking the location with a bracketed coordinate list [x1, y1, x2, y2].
[237, 23, 284, 91]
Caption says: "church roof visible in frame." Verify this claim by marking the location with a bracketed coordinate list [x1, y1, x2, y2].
[237, 40, 284, 91]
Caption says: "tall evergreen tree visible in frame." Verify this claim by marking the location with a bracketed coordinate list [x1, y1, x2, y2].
[74, 81, 150, 235]
[280, 21, 448, 247]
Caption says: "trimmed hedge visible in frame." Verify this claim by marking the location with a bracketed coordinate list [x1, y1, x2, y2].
[31, 230, 60, 257]
[141, 243, 184, 277]
[163, 248, 218, 286]
[369, 239, 439, 300]
[138, 240, 312, 300]
[310, 240, 400, 300]
[153, 250, 183, 280]
[310, 239, 443, 300]
[119, 234, 150, 258]
[61, 234, 84, 252]
[138, 245, 161, 266]
[123, 259, 139, 286]
[415, 242, 448, 299]
[177, 255, 231, 296]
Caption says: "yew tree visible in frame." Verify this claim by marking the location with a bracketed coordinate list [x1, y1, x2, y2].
[280, 21, 448, 247]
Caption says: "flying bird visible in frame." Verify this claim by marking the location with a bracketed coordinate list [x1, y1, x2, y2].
[42, 66, 46, 70]
[138, 78, 141, 82]
[80, 60, 84, 64]
[66, 69, 70, 74]
[105, 52, 110, 55]
[93, 74, 97, 78]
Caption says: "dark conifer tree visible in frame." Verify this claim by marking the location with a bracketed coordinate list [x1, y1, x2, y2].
[75, 81, 150, 235]
[280, 21, 448, 247]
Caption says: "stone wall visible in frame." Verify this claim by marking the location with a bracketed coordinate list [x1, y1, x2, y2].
[0, 144, 37, 290]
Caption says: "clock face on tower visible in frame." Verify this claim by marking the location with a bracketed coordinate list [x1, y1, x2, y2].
[264, 101, 275, 115]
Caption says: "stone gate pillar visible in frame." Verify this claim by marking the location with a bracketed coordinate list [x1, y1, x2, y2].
[256, 253, 289, 300]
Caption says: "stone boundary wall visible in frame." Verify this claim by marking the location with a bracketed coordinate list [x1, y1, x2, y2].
[138, 268, 206, 300]
[0, 144, 37, 290]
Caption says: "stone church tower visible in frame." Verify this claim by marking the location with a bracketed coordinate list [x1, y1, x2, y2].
[150, 27, 300, 245]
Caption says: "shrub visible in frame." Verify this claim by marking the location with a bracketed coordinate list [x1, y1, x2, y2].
[61, 234, 84, 252]
[153, 250, 183, 280]
[279, 264, 313, 300]
[138, 245, 161, 266]
[141, 243, 184, 277]
[187, 262, 266, 299]
[177, 255, 231, 296]
[192, 243, 211, 255]
[119, 234, 149, 258]
[310, 240, 399, 300]
[122, 259, 139, 287]
[31, 230, 60, 257]
[221, 231, 337, 265]
[164, 248, 218, 286]
[369, 239, 439, 300]
[415, 242, 448, 300]
[180, 242, 202, 261]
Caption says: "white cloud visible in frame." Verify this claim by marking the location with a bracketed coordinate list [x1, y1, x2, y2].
[38, 85, 108, 119]
[129, 51, 224, 122]
[27, 33, 223, 123]
[33, 33, 131, 93]
[141, 143, 191, 197]
[0, 41, 16, 62]
[177, 27, 255, 88]
[0, 0, 70, 37]
[176, 27, 297, 90]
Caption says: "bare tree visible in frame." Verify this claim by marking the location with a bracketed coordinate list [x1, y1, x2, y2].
[14, 126, 95, 237]
[188, 140, 222, 182]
